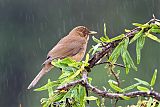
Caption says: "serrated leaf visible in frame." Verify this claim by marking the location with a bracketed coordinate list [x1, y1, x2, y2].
[134, 78, 150, 87]
[132, 23, 143, 27]
[58, 71, 73, 79]
[126, 51, 137, 71]
[108, 34, 125, 42]
[130, 29, 144, 44]
[146, 33, 160, 43]
[124, 37, 129, 50]
[137, 86, 149, 92]
[47, 79, 53, 97]
[150, 28, 160, 34]
[61, 87, 75, 101]
[92, 36, 101, 43]
[147, 97, 153, 107]
[150, 69, 157, 87]
[92, 43, 101, 55]
[120, 95, 130, 100]
[133, 23, 149, 28]
[108, 80, 123, 92]
[78, 85, 85, 106]
[125, 29, 131, 32]
[136, 36, 145, 64]
[84, 53, 89, 66]
[109, 41, 124, 63]
[103, 23, 109, 40]
[100, 36, 109, 42]
[61, 67, 82, 85]
[84, 96, 98, 100]
[123, 83, 141, 92]
[96, 98, 100, 107]
[34, 81, 59, 91]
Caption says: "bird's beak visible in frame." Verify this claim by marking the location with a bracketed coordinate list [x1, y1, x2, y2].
[89, 31, 97, 35]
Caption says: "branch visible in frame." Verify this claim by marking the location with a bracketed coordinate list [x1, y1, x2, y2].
[57, 71, 160, 101]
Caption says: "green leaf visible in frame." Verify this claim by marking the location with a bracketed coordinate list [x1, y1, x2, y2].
[92, 36, 101, 43]
[34, 81, 59, 91]
[84, 96, 98, 100]
[108, 80, 123, 92]
[47, 79, 53, 97]
[96, 98, 100, 107]
[136, 35, 145, 64]
[137, 86, 149, 92]
[92, 43, 101, 55]
[130, 29, 144, 44]
[84, 53, 89, 66]
[121, 44, 129, 74]
[125, 51, 137, 71]
[158, 102, 160, 107]
[134, 78, 150, 87]
[78, 85, 85, 106]
[120, 95, 130, 100]
[132, 23, 149, 28]
[132, 23, 143, 27]
[100, 36, 109, 42]
[147, 97, 153, 107]
[109, 41, 124, 63]
[123, 83, 141, 92]
[61, 86, 75, 101]
[124, 37, 129, 50]
[150, 28, 160, 34]
[150, 69, 157, 87]
[125, 29, 131, 32]
[146, 33, 160, 43]
[58, 71, 73, 79]
[108, 34, 125, 42]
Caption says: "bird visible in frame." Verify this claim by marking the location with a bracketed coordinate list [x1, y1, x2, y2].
[27, 26, 97, 89]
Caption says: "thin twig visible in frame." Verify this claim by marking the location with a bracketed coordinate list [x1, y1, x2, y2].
[95, 61, 125, 68]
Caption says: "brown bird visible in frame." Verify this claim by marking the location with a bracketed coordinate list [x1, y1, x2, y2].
[27, 26, 97, 89]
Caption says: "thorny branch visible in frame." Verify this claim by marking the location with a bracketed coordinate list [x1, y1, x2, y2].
[57, 17, 160, 102]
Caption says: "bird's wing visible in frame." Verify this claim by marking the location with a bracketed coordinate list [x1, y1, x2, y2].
[46, 37, 86, 61]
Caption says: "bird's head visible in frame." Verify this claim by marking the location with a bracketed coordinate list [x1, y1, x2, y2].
[69, 26, 97, 39]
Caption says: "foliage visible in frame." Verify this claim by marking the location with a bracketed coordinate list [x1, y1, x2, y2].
[34, 19, 160, 107]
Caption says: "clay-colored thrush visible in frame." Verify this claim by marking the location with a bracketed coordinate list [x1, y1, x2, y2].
[27, 26, 97, 89]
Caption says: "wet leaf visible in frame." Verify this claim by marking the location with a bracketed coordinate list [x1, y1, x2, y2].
[137, 86, 149, 92]
[92, 36, 101, 43]
[146, 33, 160, 43]
[150, 69, 157, 87]
[108, 80, 123, 92]
[34, 81, 59, 91]
[150, 28, 160, 34]
[130, 29, 143, 44]
[120, 95, 130, 100]
[134, 78, 150, 87]
[123, 83, 141, 92]
[108, 34, 125, 42]
[126, 51, 137, 71]
[109, 41, 124, 63]
[84, 96, 98, 100]
[136, 35, 145, 64]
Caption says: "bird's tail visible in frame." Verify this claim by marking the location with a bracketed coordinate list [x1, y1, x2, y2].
[27, 64, 53, 89]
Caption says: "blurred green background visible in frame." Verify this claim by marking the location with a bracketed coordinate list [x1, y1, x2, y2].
[0, 0, 160, 107]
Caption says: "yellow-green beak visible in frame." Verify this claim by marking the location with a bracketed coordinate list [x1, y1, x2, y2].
[89, 31, 97, 35]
